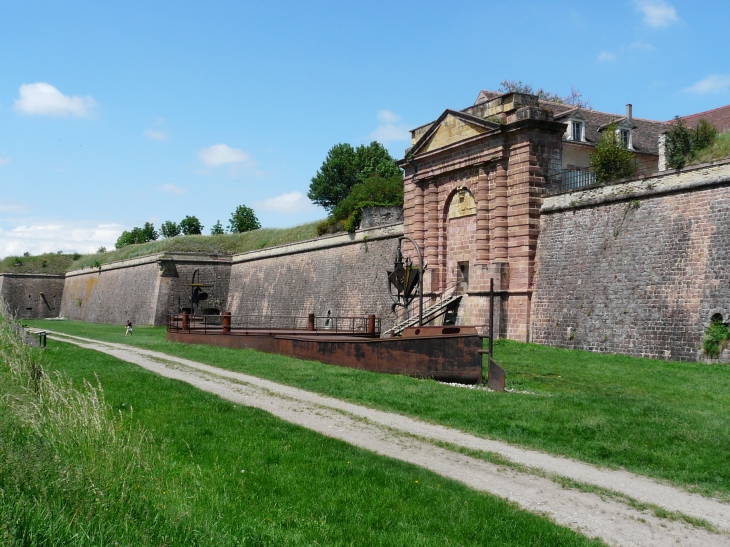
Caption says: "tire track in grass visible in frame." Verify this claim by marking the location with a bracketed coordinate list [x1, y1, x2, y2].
[45, 331, 730, 547]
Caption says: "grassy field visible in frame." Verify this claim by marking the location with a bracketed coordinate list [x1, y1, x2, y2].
[0, 320, 604, 546]
[0, 221, 323, 275]
[25, 320, 730, 501]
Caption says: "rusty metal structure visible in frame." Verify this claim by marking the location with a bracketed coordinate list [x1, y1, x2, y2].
[165, 252, 505, 388]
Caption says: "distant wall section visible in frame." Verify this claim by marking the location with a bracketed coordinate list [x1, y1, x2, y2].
[227, 224, 403, 329]
[60, 254, 231, 326]
[531, 160, 730, 361]
[0, 274, 65, 319]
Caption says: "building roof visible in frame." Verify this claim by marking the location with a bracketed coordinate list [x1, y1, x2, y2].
[678, 104, 730, 133]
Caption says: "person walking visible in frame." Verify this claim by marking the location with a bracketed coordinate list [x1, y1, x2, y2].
[125, 320, 133, 335]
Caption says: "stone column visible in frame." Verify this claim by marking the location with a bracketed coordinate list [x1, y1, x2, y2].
[424, 180, 441, 294]
[489, 162, 508, 262]
[476, 164, 490, 264]
[413, 181, 425, 254]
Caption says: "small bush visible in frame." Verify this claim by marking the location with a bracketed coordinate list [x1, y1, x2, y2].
[703, 316, 729, 357]
[666, 117, 719, 169]
[330, 174, 404, 232]
[590, 122, 636, 183]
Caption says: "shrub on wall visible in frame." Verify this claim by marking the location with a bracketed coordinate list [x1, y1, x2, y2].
[590, 122, 636, 183]
[666, 117, 719, 170]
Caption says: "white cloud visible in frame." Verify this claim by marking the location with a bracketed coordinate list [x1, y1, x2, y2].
[13, 82, 96, 117]
[0, 221, 123, 258]
[0, 200, 31, 213]
[685, 74, 730, 94]
[198, 144, 250, 167]
[628, 41, 655, 51]
[598, 51, 617, 62]
[255, 191, 316, 213]
[158, 183, 188, 195]
[635, 0, 679, 28]
[144, 129, 169, 140]
[598, 51, 618, 63]
[370, 110, 410, 142]
[0, 157, 10, 165]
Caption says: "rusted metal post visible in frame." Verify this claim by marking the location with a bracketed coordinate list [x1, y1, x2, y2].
[182, 311, 189, 331]
[222, 312, 231, 334]
[367, 314, 376, 335]
[308, 313, 315, 331]
[489, 277, 494, 359]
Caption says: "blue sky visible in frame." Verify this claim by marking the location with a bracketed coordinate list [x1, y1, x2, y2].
[1, 0, 729, 257]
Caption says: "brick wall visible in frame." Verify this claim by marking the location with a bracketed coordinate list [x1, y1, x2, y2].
[531, 159, 730, 361]
[227, 224, 402, 329]
[0, 274, 65, 319]
[60, 254, 232, 326]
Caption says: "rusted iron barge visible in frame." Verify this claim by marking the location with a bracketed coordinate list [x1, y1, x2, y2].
[166, 312, 484, 384]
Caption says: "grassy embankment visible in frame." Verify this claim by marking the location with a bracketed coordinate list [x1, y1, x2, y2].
[689, 130, 730, 166]
[0, 221, 322, 275]
[0, 317, 604, 546]
[25, 320, 730, 501]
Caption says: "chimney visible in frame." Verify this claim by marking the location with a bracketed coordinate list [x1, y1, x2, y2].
[626, 104, 633, 121]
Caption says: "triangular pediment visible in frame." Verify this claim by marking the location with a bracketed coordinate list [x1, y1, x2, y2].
[411, 109, 501, 156]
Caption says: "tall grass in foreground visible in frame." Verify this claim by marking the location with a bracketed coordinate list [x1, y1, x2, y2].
[0, 309, 201, 546]
[689, 130, 730, 166]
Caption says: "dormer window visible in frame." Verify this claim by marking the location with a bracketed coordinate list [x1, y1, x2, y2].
[619, 129, 631, 149]
[571, 121, 584, 142]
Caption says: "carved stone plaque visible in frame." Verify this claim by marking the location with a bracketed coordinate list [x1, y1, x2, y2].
[448, 186, 477, 219]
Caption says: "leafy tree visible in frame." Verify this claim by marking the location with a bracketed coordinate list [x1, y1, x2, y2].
[665, 117, 718, 170]
[160, 220, 181, 238]
[97, 246, 107, 253]
[498, 80, 591, 108]
[330, 175, 404, 232]
[229, 205, 261, 233]
[141, 222, 158, 242]
[115, 231, 135, 249]
[308, 141, 401, 212]
[210, 220, 225, 235]
[179, 215, 203, 235]
[590, 122, 636, 183]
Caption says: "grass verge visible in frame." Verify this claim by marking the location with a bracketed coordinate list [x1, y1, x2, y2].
[25, 320, 730, 501]
[0, 319, 605, 546]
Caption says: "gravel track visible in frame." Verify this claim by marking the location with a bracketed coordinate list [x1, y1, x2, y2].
[46, 331, 730, 547]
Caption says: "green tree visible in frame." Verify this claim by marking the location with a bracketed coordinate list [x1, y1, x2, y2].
[331, 175, 404, 232]
[665, 117, 693, 170]
[160, 220, 181, 238]
[308, 141, 401, 212]
[115, 231, 135, 249]
[141, 222, 158, 242]
[210, 220, 225, 235]
[590, 122, 636, 183]
[229, 205, 261, 233]
[179, 216, 203, 235]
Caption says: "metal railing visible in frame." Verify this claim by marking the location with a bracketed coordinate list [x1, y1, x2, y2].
[167, 313, 380, 336]
[546, 158, 660, 195]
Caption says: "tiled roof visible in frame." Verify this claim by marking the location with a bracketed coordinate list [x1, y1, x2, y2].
[473, 91, 667, 154]
[542, 100, 667, 155]
[678, 104, 730, 133]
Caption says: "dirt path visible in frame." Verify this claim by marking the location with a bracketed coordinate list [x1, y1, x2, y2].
[46, 331, 730, 547]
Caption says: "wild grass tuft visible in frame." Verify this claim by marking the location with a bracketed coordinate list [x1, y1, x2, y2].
[689, 130, 730, 166]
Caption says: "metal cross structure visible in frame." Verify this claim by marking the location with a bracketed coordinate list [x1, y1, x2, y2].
[387, 235, 425, 327]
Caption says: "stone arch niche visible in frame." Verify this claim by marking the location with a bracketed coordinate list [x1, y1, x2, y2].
[444, 185, 478, 296]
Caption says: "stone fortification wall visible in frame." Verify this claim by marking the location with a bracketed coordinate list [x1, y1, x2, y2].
[60, 253, 231, 326]
[227, 224, 403, 329]
[0, 274, 65, 319]
[531, 159, 730, 361]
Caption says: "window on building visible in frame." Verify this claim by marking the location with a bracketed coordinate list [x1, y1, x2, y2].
[571, 121, 584, 142]
[620, 129, 631, 148]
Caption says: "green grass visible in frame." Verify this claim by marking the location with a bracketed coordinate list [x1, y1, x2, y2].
[71, 221, 322, 270]
[0, 222, 324, 275]
[0, 252, 78, 275]
[689, 130, 730, 166]
[0, 323, 605, 546]
[26, 320, 730, 501]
